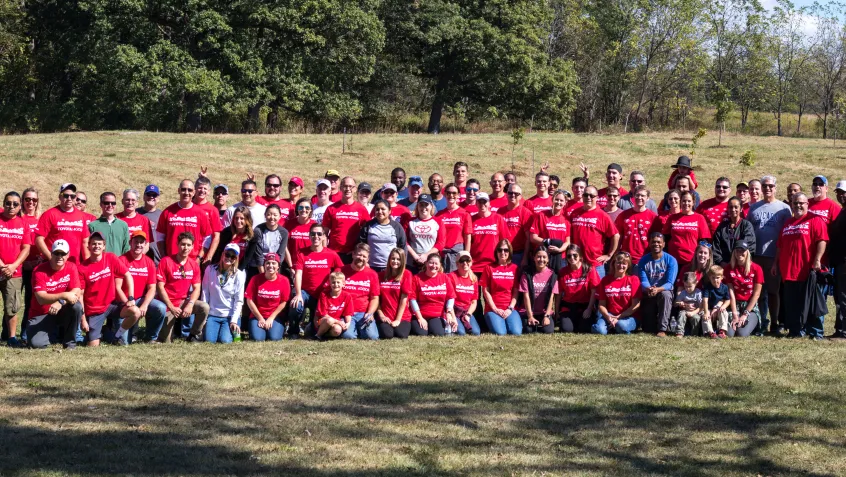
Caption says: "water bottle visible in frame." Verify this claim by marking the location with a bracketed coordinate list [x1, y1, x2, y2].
[233, 329, 242, 342]
[443, 318, 452, 335]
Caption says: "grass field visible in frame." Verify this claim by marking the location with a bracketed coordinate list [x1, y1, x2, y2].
[2, 131, 846, 476]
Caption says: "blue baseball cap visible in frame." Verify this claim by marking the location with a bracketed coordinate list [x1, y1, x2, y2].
[144, 184, 160, 195]
[409, 176, 424, 188]
[813, 175, 828, 186]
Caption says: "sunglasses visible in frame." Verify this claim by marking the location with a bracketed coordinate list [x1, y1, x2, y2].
[465, 188, 479, 193]
[145, 193, 159, 198]
[297, 206, 312, 212]
[23, 197, 38, 203]
[458, 258, 472, 264]
[813, 182, 825, 187]
[224, 252, 238, 259]
[566, 254, 579, 259]
[101, 201, 116, 206]
[496, 249, 510, 253]
[178, 264, 186, 279]
[631, 179, 644, 184]
[179, 188, 194, 193]
[582, 194, 597, 199]
[4, 201, 20, 207]
[51, 251, 68, 257]
[62, 194, 76, 199]
[310, 232, 324, 237]
[266, 183, 281, 188]
[508, 192, 521, 197]
[699, 241, 712, 248]
[762, 184, 775, 189]
[241, 189, 256, 194]
[716, 185, 730, 190]
[213, 191, 226, 196]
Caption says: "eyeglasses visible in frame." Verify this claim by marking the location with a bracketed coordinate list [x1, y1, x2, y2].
[62, 193, 76, 200]
[297, 206, 312, 212]
[566, 254, 579, 259]
[309, 232, 324, 237]
[445, 191, 458, 196]
[179, 188, 194, 193]
[465, 188, 479, 193]
[101, 201, 116, 206]
[607, 195, 619, 200]
[23, 197, 38, 203]
[582, 193, 597, 199]
[698, 241, 712, 248]
[224, 252, 238, 259]
[241, 189, 256, 194]
[716, 185, 730, 190]
[508, 192, 521, 197]
[266, 183, 281, 188]
[4, 201, 20, 207]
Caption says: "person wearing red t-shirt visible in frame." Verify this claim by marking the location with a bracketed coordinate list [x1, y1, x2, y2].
[666, 155, 699, 190]
[449, 251, 481, 336]
[488, 173, 508, 213]
[592, 252, 641, 335]
[285, 198, 317, 266]
[78, 232, 140, 347]
[292, 223, 344, 338]
[524, 172, 552, 214]
[315, 271, 354, 339]
[528, 190, 571, 272]
[570, 186, 620, 278]
[74, 191, 98, 230]
[0, 192, 32, 345]
[409, 253, 457, 336]
[436, 183, 473, 272]
[117, 189, 154, 255]
[459, 179, 481, 217]
[245, 253, 290, 341]
[808, 175, 841, 225]
[155, 232, 210, 343]
[311, 170, 343, 204]
[597, 163, 629, 209]
[556, 244, 600, 333]
[498, 184, 533, 267]
[339, 244, 380, 340]
[35, 183, 90, 263]
[255, 174, 289, 208]
[323, 177, 370, 263]
[663, 190, 711, 264]
[453, 162, 469, 201]
[27, 239, 83, 349]
[376, 248, 414, 339]
[615, 185, 658, 263]
[776, 193, 829, 339]
[192, 176, 223, 264]
[564, 178, 588, 220]
[20, 188, 40, 334]
[724, 242, 763, 337]
[469, 192, 509, 274]
[156, 179, 213, 261]
[696, 177, 732, 234]
[481, 239, 522, 336]
[119, 231, 167, 342]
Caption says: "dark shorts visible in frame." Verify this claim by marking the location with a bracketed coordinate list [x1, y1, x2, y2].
[87, 303, 121, 341]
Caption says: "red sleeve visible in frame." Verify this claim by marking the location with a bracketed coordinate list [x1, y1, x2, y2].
[697, 214, 712, 240]
[529, 213, 542, 235]
[614, 213, 626, 235]
[462, 210, 473, 235]
[588, 268, 601, 288]
[369, 271, 380, 298]
[662, 217, 672, 236]
[77, 267, 87, 291]
[207, 209, 222, 233]
[630, 276, 643, 299]
[279, 276, 291, 302]
[830, 203, 841, 222]
[434, 218, 446, 250]
[294, 251, 305, 270]
[32, 269, 47, 291]
[498, 215, 509, 242]
[244, 276, 257, 301]
[332, 252, 344, 271]
[667, 170, 678, 190]
[323, 207, 336, 233]
[156, 259, 167, 283]
[445, 274, 456, 299]
[35, 211, 51, 238]
[316, 292, 329, 317]
[689, 170, 698, 188]
[409, 275, 419, 301]
[342, 293, 354, 317]
[200, 213, 213, 238]
[597, 278, 607, 301]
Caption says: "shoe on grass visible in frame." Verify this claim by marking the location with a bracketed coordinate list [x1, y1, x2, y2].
[656, 332, 667, 337]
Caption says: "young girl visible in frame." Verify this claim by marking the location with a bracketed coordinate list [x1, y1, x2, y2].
[315, 271, 354, 339]
[702, 265, 734, 339]
[667, 156, 699, 189]
[672, 272, 703, 337]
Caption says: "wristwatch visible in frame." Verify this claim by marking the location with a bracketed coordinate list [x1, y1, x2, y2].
[127, 295, 135, 302]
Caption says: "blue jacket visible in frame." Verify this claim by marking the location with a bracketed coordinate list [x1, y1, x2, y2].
[638, 252, 678, 292]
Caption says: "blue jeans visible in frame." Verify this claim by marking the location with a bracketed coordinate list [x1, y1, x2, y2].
[205, 316, 233, 343]
[456, 316, 480, 336]
[289, 289, 317, 336]
[484, 311, 522, 336]
[137, 298, 166, 342]
[341, 312, 380, 340]
[592, 316, 637, 335]
[594, 264, 606, 279]
[249, 317, 286, 341]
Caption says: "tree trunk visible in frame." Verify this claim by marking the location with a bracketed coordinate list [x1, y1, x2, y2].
[247, 104, 262, 132]
[777, 99, 783, 137]
[823, 109, 829, 139]
[427, 74, 451, 134]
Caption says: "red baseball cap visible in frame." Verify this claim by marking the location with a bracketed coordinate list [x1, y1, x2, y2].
[289, 177, 304, 188]
[264, 253, 281, 263]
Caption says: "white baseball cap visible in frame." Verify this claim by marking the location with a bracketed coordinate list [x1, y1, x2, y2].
[316, 179, 331, 189]
[51, 239, 70, 254]
[476, 191, 490, 203]
[223, 243, 240, 256]
[835, 180, 846, 192]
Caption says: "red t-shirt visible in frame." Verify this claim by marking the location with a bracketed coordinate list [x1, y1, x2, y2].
[564, 200, 583, 220]
[317, 290, 354, 321]
[192, 201, 223, 234]
[30, 261, 81, 317]
[116, 211, 154, 238]
[674, 264, 705, 288]
[382, 204, 413, 230]
[460, 201, 479, 218]
[597, 274, 642, 315]
[156, 255, 201, 304]
[294, 247, 344, 295]
[22, 215, 40, 265]
[488, 194, 508, 213]
[808, 197, 841, 225]
[36, 206, 91, 262]
[569, 208, 618, 266]
[411, 272, 455, 318]
[524, 194, 552, 214]
[379, 269, 414, 322]
[615, 208, 658, 263]
[449, 272, 478, 310]
[118, 253, 156, 298]
[662, 212, 710, 263]
[470, 213, 509, 273]
[480, 263, 519, 313]
[725, 262, 764, 302]
[78, 252, 127, 316]
[256, 197, 295, 223]
[529, 210, 571, 245]
[245, 274, 291, 318]
[82, 212, 97, 230]
[596, 186, 628, 209]
[0, 214, 32, 277]
[156, 203, 213, 260]
[341, 264, 380, 313]
[323, 202, 369, 254]
[696, 198, 729, 234]
[436, 207, 473, 249]
[284, 218, 315, 265]
[498, 205, 533, 254]
[558, 266, 601, 305]
[777, 214, 829, 281]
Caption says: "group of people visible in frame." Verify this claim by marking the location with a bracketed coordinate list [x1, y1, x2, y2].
[2, 155, 844, 348]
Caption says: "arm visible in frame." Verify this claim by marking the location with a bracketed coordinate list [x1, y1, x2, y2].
[246, 298, 264, 321]
[290, 270, 303, 306]
[812, 240, 827, 270]
[523, 291, 535, 324]
[35, 236, 50, 259]
[597, 299, 612, 321]
[619, 297, 641, 319]
[81, 237, 90, 260]
[463, 233, 471, 251]
[157, 282, 180, 316]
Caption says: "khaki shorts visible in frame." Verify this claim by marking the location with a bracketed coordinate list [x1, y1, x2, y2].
[0, 277, 22, 317]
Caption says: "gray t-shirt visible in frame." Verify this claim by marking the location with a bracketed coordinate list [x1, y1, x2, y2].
[618, 195, 658, 213]
[677, 288, 703, 310]
[747, 200, 791, 257]
[136, 207, 163, 263]
[367, 222, 400, 269]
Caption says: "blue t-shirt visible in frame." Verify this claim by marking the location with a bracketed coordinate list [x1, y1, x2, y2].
[397, 187, 410, 200]
[432, 195, 448, 212]
[637, 252, 678, 291]
[703, 282, 730, 308]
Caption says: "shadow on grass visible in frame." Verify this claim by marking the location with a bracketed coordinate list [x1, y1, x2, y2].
[1, 369, 843, 476]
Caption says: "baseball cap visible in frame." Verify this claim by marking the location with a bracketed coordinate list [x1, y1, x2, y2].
[89, 231, 106, 243]
[409, 176, 424, 188]
[813, 175, 828, 185]
[607, 163, 623, 173]
[51, 239, 70, 254]
[381, 183, 398, 193]
[733, 241, 750, 252]
[144, 184, 160, 196]
[316, 179, 331, 189]
[59, 183, 77, 194]
[835, 180, 846, 192]
[324, 169, 341, 179]
[419, 194, 435, 206]
[130, 230, 148, 241]
[457, 251, 472, 261]
[736, 181, 749, 188]
[264, 252, 281, 263]
[476, 191, 490, 203]
[358, 182, 372, 193]
[214, 184, 229, 194]
[289, 177, 304, 188]
[223, 243, 240, 256]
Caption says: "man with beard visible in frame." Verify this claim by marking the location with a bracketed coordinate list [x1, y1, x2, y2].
[35, 184, 90, 263]
[392, 168, 409, 200]
[637, 233, 678, 336]
[808, 175, 841, 225]
[340, 243, 380, 340]
[596, 164, 628, 209]
[428, 174, 447, 211]
[697, 177, 732, 234]
[618, 171, 657, 213]
[156, 180, 213, 261]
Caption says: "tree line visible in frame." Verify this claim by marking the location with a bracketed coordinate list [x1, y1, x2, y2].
[1, 0, 845, 135]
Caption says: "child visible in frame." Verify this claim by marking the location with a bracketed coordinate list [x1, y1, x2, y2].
[315, 271, 354, 339]
[702, 265, 734, 339]
[672, 272, 703, 337]
[667, 156, 699, 190]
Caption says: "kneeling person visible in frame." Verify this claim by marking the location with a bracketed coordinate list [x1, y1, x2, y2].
[119, 230, 167, 342]
[27, 240, 84, 349]
[340, 243, 380, 340]
[156, 232, 209, 342]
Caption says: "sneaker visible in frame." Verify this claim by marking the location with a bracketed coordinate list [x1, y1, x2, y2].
[6, 337, 22, 348]
[656, 332, 667, 337]
[111, 337, 129, 346]
[826, 333, 846, 341]
[708, 332, 717, 339]
[810, 335, 824, 342]
[717, 330, 727, 339]
[675, 333, 684, 338]
[63, 342, 77, 350]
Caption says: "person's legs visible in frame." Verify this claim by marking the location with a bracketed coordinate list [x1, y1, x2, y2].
[505, 310, 523, 335]
[591, 316, 609, 335]
[158, 310, 178, 343]
[655, 290, 673, 333]
[341, 313, 362, 339]
[455, 319, 467, 336]
[484, 312, 507, 336]
[460, 316, 480, 336]
[395, 321, 411, 339]
[729, 312, 759, 338]
[57, 302, 82, 347]
[834, 266, 846, 337]
[206, 316, 224, 343]
[716, 310, 729, 333]
[26, 314, 54, 349]
[357, 317, 379, 341]
[21, 268, 32, 341]
[267, 320, 286, 341]
[427, 317, 446, 337]
[85, 310, 109, 346]
[189, 300, 210, 342]
[782, 280, 807, 337]
[559, 310, 576, 333]
[377, 321, 396, 339]
[673, 310, 687, 335]
[411, 319, 429, 336]
[615, 317, 637, 334]
[640, 296, 658, 334]
[1, 277, 22, 342]
[142, 298, 167, 342]
[701, 313, 714, 335]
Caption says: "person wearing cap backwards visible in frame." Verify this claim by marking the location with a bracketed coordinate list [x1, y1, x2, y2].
[88, 191, 130, 256]
[74, 192, 98, 229]
[136, 184, 163, 263]
[156, 232, 210, 342]
[357, 182, 374, 213]
[828, 180, 846, 340]
[469, 191, 510, 275]
[339, 243, 380, 340]
[212, 184, 229, 224]
[570, 185, 620, 279]
[524, 172, 552, 214]
[596, 164, 628, 210]
[291, 223, 344, 338]
[192, 176, 223, 264]
[775, 192, 829, 339]
[245, 252, 290, 341]
[376, 183, 412, 228]
[323, 176, 370, 264]
[77, 231, 140, 346]
[27, 239, 83, 349]
[35, 183, 91, 264]
[398, 175, 424, 212]
[117, 189, 154, 253]
[312, 170, 343, 204]
[808, 175, 842, 225]
[156, 180, 213, 262]
[667, 155, 699, 190]
[711, 196, 756, 268]
[201, 243, 246, 343]
[223, 179, 267, 229]
[119, 230, 167, 342]
[311, 179, 332, 224]
[0, 191, 32, 346]
[697, 177, 732, 234]
[437, 183, 473, 272]
[460, 179, 482, 217]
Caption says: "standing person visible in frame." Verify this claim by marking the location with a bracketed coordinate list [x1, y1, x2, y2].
[119, 231, 167, 343]
[117, 189, 153, 243]
[35, 183, 90, 263]
[592, 251, 640, 335]
[488, 173, 508, 212]
[223, 179, 266, 228]
[246, 205, 289, 279]
[453, 162, 470, 200]
[340, 244, 380, 340]
[736, 182, 751, 216]
[192, 176, 222, 263]
[666, 155, 699, 190]
[88, 192, 130, 256]
[808, 175, 841, 225]
[504, 172, 517, 188]
[245, 252, 289, 342]
[662, 176, 701, 211]
[212, 184, 229, 224]
[785, 182, 802, 207]
[618, 171, 658, 212]
[316, 170, 343, 204]
[747, 175, 791, 334]
[285, 198, 316, 265]
[209, 206, 253, 267]
[358, 199, 406, 272]
[556, 244, 600, 333]
[78, 233, 140, 346]
[776, 193, 829, 339]
[570, 186, 619, 279]
[637, 233, 678, 336]
[376, 248, 414, 339]
[357, 182, 375, 213]
[498, 184, 532, 267]
[564, 178, 588, 219]
[428, 174, 447, 211]
[409, 253, 457, 337]
[74, 191, 97, 229]
[137, 184, 163, 263]
[697, 177, 732, 234]
[724, 242, 763, 338]
[663, 191, 710, 264]
[828, 180, 846, 340]
[26, 240, 83, 349]
[201, 244, 246, 344]
[0, 192, 32, 346]
[481, 239, 522, 336]
[391, 167, 409, 200]
[548, 175, 560, 195]
[155, 232, 210, 343]
[19, 188, 40, 339]
[156, 180, 213, 261]
[459, 179, 481, 217]
[596, 164, 628, 209]
[398, 176, 424, 211]
[323, 177, 370, 264]
[286, 177, 304, 216]
[712, 197, 756, 267]
[528, 190, 571, 272]
[311, 180, 332, 224]
[291, 224, 344, 339]
[615, 185, 658, 264]
[469, 192, 509, 274]
[519, 246, 558, 334]
[449, 251, 481, 336]
[602, 186, 622, 222]
[406, 196, 445, 274]
[436, 183, 472, 272]
[524, 172, 552, 214]
[377, 183, 413, 227]
[748, 179, 762, 204]
[256, 174, 288, 207]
